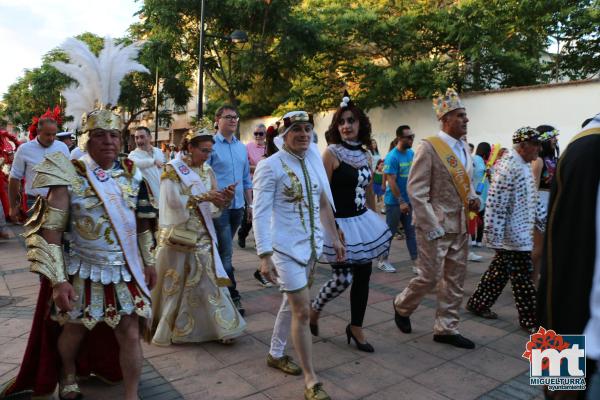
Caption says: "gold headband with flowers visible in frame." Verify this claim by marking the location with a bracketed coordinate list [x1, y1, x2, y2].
[539, 129, 560, 142]
[432, 88, 465, 120]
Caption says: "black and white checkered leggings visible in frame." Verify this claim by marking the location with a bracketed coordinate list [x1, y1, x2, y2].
[311, 262, 372, 327]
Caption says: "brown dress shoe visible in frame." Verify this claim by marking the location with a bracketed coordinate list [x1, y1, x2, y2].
[304, 382, 330, 400]
[267, 354, 302, 375]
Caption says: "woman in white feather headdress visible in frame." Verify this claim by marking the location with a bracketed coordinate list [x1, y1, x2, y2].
[1, 37, 156, 400]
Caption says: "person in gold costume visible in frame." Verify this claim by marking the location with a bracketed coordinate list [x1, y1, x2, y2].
[151, 129, 246, 345]
[1, 37, 155, 400]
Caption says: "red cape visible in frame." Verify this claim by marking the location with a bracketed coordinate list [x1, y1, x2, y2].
[1, 278, 123, 398]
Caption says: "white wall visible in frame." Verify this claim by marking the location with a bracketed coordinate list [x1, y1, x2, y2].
[239, 80, 600, 157]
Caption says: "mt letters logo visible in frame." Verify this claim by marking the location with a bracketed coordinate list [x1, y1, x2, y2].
[522, 327, 586, 391]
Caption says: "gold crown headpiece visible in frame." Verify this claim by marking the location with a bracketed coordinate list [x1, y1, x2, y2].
[432, 88, 465, 120]
[81, 107, 122, 132]
[186, 127, 214, 141]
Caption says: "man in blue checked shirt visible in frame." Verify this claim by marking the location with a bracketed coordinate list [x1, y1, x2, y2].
[208, 105, 253, 316]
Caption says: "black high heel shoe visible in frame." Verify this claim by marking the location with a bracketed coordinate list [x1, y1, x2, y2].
[345, 324, 374, 353]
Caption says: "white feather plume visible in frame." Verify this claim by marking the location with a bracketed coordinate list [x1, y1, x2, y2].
[52, 36, 149, 130]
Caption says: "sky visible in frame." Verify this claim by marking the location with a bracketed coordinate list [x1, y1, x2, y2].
[0, 0, 141, 96]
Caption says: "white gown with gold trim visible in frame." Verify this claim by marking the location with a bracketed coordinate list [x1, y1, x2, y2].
[151, 163, 246, 345]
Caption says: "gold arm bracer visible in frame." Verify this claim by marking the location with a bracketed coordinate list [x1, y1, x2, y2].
[42, 206, 69, 231]
[23, 197, 69, 237]
[25, 234, 67, 286]
[138, 229, 156, 267]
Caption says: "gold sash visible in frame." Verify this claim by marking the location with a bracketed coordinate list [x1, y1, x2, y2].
[424, 136, 472, 223]
[567, 127, 600, 146]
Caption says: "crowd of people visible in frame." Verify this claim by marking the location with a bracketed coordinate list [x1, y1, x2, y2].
[0, 36, 598, 400]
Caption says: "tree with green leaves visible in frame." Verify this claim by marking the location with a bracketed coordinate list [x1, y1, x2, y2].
[3, 0, 597, 127]
[543, 0, 599, 81]
[295, 0, 555, 109]
[136, 0, 323, 118]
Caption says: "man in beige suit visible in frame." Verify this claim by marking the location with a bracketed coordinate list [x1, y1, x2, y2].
[393, 88, 480, 349]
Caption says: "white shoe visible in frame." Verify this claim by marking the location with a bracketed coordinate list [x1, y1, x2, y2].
[377, 261, 397, 273]
[475, 242, 483, 248]
[468, 252, 483, 262]
[411, 266, 419, 274]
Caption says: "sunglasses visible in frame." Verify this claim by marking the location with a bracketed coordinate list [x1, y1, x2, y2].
[221, 115, 239, 122]
[402, 135, 415, 139]
[254, 131, 265, 137]
[337, 117, 356, 126]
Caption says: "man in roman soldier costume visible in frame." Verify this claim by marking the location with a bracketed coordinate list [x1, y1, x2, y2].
[393, 88, 480, 349]
[1, 37, 153, 400]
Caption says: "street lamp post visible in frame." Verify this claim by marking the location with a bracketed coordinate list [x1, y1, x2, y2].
[196, 0, 206, 120]
[154, 66, 160, 147]
[196, 0, 248, 120]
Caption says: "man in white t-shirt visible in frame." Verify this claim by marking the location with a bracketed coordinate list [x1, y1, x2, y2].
[70, 146, 86, 160]
[8, 116, 69, 219]
[127, 126, 165, 207]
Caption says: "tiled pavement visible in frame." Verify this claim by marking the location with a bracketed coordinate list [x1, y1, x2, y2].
[0, 223, 544, 400]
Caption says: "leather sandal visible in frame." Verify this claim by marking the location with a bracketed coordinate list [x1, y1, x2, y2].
[59, 374, 83, 400]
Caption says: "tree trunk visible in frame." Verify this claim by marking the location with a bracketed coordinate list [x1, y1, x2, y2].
[122, 121, 131, 154]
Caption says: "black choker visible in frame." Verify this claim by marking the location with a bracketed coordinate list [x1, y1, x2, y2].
[340, 141, 364, 151]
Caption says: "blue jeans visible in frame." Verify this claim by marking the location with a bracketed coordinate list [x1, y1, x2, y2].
[385, 204, 417, 260]
[213, 207, 244, 301]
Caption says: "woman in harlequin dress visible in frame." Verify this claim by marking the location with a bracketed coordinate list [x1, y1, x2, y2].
[309, 92, 392, 352]
[151, 130, 246, 345]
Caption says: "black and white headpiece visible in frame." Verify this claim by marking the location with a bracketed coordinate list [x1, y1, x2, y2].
[339, 90, 353, 109]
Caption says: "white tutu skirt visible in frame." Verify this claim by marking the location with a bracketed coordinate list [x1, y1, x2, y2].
[320, 209, 392, 264]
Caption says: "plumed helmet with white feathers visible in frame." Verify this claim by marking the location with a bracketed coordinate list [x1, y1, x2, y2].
[52, 37, 148, 149]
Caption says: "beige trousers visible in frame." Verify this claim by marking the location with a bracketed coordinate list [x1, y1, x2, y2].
[394, 229, 468, 335]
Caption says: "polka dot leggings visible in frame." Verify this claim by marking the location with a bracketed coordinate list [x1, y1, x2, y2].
[467, 250, 537, 329]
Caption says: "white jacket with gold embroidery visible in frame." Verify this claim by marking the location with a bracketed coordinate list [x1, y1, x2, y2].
[252, 150, 323, 265]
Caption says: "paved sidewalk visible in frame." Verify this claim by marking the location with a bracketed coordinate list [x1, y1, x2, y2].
[0, 224, 543, 400]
